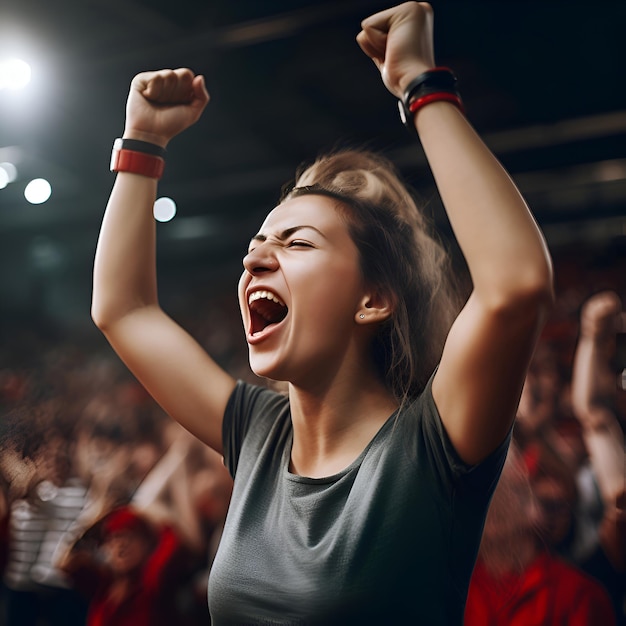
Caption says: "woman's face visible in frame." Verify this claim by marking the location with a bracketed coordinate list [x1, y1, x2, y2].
[238, 194, 367, 384]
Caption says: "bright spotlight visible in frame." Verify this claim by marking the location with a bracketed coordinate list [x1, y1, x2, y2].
[0, 162, 18, 183]
[154, 196, 177, 222]
[24, 178, 52, 204]
[0, 169, 8, 190]
[0, 58, 32, 90]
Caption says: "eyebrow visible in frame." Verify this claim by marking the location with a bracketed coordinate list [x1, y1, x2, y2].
[250, 225, 326, 244]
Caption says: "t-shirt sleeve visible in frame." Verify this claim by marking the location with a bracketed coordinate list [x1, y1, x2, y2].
[408, 369, 511, 499]
[406, 371, 512, 592]
[222, 380, 289, 479]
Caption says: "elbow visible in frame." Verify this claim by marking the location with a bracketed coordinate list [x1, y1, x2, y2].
[509, 251, 555, 318]
[487, 267, 555, 331]
[91, 295, 157, 335]
[532, 246, 556, 312]
[478, 243, 555, 321]
[515, 280, 555, 328]
[91, 314, 110, 334]
[91, 295, 125, 334]
[525, 274, 555, 322]
[519, 247, 556, 312]
[91, 297, 111, 333]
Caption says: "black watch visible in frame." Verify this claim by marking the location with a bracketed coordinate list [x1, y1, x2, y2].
[397, 67, 459, 133]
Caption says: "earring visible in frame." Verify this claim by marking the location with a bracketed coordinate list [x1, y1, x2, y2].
[359, 313, 365, 319]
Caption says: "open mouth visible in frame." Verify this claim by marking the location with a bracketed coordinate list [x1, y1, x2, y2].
[248, 290, 288, 336]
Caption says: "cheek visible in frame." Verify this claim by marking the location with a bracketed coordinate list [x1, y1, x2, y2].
[302, 261, 362, 316]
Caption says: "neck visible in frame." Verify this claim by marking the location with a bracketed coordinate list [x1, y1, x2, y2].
[287, 366, 398, 478]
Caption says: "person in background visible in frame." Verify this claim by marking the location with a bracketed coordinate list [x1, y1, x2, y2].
[58, 505, 189, 626]
[2, 402, 87, 626]
[464, 444, 617, 626]
[56, 420, 231, 625]
[130, 423, 233, 623]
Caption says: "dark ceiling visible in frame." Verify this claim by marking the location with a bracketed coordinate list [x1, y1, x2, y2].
[1, 0, 626, 329]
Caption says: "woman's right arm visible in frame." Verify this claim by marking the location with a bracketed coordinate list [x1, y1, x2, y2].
[92, 68, 236, 453]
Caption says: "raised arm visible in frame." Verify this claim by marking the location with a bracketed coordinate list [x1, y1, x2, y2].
[131, 428, 208, 550]
[92, 69, 236, 453]
[357, 2, 554, 464]
[571, 291, 625, 506]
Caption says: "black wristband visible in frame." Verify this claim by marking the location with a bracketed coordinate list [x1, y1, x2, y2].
[398, 67, 461, 134]
[113, 138, 167, 159]
[402, 67, 459, 107]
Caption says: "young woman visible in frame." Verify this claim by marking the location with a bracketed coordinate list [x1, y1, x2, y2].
[92, 2, 554, 623]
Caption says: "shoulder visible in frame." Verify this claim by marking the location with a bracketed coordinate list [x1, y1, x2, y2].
[226, 380, 290, 432]
[397, 371, 510, 496]
[223, 381, 291, 477]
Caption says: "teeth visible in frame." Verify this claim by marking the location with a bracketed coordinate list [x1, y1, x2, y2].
[248, 290, 285, 307]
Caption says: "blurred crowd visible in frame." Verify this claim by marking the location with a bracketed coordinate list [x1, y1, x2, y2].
[465, 249, 626, 626]
[0, 249, 624, 625]
[0, 288, 244, 626]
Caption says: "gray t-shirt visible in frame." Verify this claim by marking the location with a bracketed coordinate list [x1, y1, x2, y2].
[208, 374, 509, 625]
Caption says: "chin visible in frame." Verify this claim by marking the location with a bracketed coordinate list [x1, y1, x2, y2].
[248, 351, 279, 378]
[249, 360, 288, 384]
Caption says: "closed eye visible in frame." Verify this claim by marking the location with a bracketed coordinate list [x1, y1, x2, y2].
[287, 240, 313, 248]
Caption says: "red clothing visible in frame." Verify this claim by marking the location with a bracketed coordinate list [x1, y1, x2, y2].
[71, 526, 184, 626]
[465, 551, 616, 626]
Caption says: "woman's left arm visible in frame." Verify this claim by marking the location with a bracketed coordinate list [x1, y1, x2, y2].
[425, 103, 553, 464]
[358, 2, 554, 464]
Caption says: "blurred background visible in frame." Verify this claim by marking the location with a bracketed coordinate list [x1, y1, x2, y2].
[0, 1, 625, 624]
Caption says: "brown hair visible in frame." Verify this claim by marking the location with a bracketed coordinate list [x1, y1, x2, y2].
[283, 149, 461, 402]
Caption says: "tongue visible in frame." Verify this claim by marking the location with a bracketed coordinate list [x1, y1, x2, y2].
[250, 299, 288, 334]
[254, 299, 287, 324]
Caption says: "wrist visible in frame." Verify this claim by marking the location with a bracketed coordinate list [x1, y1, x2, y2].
[122, 128, 169, 149]
[110, 138, 166, 179]
[398, 67, 464, 134]
[397, 65, 435, 97]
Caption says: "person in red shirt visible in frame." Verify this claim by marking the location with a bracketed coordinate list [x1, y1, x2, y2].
[465, 445, 616, 626]
[59, 506, 188, 626]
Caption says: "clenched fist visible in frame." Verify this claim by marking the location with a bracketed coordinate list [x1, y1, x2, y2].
[357, 2, 435, 98]
[123, 68, 210, 147]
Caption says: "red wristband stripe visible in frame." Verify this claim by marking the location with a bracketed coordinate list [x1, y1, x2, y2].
[110, 149, 165, 180]
[408, 92, 465, 115]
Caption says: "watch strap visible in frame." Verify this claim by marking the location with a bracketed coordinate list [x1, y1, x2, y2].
[113, 137, 167, 158]
[110, 148, 165, 179]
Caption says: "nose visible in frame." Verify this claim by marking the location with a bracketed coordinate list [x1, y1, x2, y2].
[242, 244, 279, 275]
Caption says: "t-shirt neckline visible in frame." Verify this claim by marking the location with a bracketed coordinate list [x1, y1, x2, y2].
[282, 408, 399, 484]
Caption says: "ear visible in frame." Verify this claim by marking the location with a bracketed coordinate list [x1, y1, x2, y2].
[355, 287, 396, 325]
